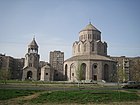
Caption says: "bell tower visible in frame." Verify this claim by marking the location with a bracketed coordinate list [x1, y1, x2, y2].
[22, 37, 40, 80]
[24, 37, 39, 68]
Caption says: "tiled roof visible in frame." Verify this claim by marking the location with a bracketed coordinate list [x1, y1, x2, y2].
[81, 22, 100, 32]
[29, 38, 38, 47]
[65, 54, 115, 62]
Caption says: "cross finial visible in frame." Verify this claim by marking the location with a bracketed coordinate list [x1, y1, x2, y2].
[33, 35, 35, 40]
[89, 19, 91, 24]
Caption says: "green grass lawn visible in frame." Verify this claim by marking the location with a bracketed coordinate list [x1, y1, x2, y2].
[30, 90, 140, 104]
[0, 89, 40, 100]
[0, 89, 140, 104]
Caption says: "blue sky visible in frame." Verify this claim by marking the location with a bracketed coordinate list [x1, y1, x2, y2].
[0, 0, 140, 61]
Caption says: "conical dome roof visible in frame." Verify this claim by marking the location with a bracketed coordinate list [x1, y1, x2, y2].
[28, 37, 38, 48]
[81, 22, 100, 32]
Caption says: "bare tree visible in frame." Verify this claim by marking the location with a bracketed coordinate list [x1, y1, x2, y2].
[119, 70, 125, 82]
[76, 62, 83, 88]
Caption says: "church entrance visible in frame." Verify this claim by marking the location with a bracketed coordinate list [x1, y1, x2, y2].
[93, 75, 97, 81]
[92, 63, 98, 81]
[27, 71, 32, 80]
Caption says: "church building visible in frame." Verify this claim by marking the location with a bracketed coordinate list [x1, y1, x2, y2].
[22, 37, 55, 81]
[3, 22, 138, 82]
[22, 38, 40, 80]
[64, 22, 117, 82]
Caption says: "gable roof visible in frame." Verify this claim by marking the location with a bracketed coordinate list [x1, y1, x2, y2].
[28, 38, 38, 48]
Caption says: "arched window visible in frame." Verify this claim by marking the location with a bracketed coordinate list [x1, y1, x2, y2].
[92, 63, 98, 80]
[84, 35, 85, 39]
[81, 35, 83, 40]
[88, 34, 89, 39]
[81, 63, 86, 80]
[30, 56, 32, 60]
[78, 44, 80, 52]
[70, 63, 75, 80]
[92, 43, 94, 51]
[84, 43, 86, 52]
[65, 64, 68, 80]
[104, 64, 109, 81]
[98, 42, 101, 52]
[27, 71, 32, 79]
[90, 34, 92, 39]
[104, 43, 107, 53]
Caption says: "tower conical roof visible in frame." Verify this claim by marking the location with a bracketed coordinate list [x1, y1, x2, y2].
[81, 22, 100, 32]
[28, 37, 38, 48]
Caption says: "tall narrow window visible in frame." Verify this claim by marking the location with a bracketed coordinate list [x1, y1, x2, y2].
[104, 64, 109, 81]
[104, 43, 107, 53]
[30, 56, 32, 60]
[92, 43, 94, 51]
[78, 44, 80, 52]
[84, 43, 86, 52]
[65, 64, 68, 80]
[80, 36, 82, 40]
[29, 63, 32, 67]
[90, 34, 92, 39]
[104, 45, 106, 53]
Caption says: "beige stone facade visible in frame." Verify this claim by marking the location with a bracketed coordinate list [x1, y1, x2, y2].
[22, 38, 55, 81]
[40, 63, 54, 81]
[64, 23, 117, 82]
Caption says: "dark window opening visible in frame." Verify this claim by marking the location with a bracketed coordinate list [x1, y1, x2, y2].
[94, 65, 97, 69]
[72, 73, 74, 76]
[29, 63, 32, 67]
[93, 75, 97, 81]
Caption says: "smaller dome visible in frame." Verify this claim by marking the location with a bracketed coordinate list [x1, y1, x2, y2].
[81, 22, 100, 32]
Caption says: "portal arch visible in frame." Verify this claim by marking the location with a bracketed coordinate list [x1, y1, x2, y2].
[64, 64, 68, 80]
[27, 71, 32, 80]
[81, 63, 86, 80]
[70, 63, 76, 80]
